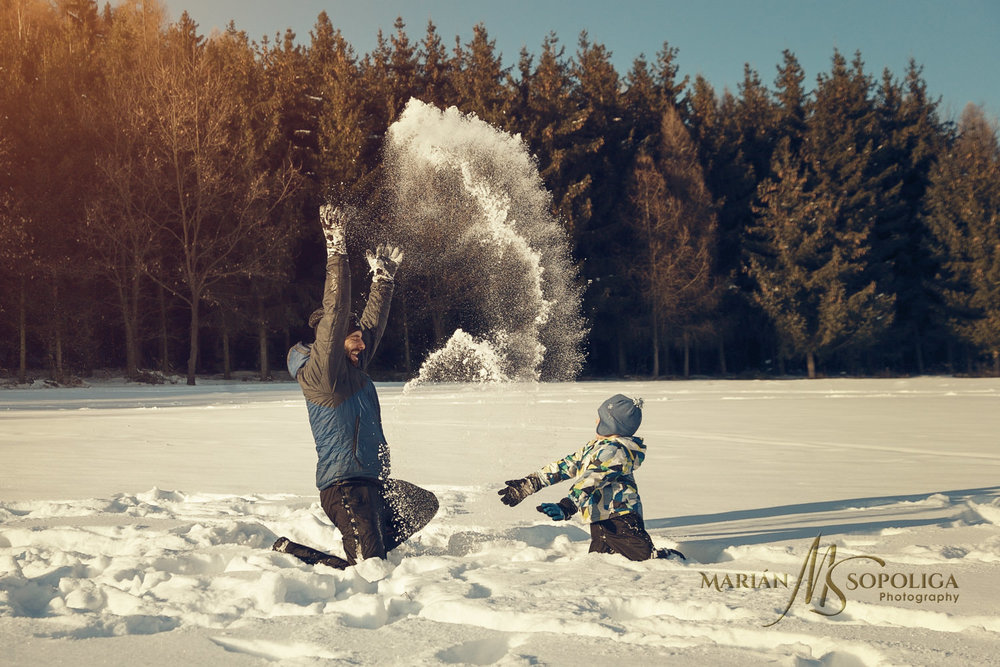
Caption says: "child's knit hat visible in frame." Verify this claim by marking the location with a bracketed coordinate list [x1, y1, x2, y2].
[596, 394, 643, 437]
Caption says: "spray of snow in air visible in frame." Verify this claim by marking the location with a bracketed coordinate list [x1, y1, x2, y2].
[384, 100, 587, 388]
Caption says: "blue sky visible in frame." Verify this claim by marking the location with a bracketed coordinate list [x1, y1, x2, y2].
[158, 0, 1000, 122]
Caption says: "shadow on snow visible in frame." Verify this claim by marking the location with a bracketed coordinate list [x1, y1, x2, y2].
[645, 486, 1000, 563]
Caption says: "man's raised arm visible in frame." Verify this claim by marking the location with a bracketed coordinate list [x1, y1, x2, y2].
[299, 205, 353, 395]
[358, 243, 403, 366]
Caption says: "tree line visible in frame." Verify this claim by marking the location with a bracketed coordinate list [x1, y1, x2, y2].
[1, 0, 998, 384]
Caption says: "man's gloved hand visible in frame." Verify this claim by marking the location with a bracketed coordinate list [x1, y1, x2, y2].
[498, 474, 543, 507]
[536, 498, 577, 521]
[319, 204, 351, 256]
[366, 244, 404, 283]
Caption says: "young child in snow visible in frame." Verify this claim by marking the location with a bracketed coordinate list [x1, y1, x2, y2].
[498, 394, 684, 561]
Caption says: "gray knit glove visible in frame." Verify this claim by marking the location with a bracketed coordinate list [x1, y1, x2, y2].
[319, 204, 350, 256]
[366, 243, 404, 283]
[498, 474, 543, 507]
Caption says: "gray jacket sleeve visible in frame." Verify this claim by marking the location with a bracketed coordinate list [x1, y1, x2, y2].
[298, 254, 351, 404]
[358, 278, 395, 371]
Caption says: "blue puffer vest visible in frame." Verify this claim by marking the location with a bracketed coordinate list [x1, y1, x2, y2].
[288, 254, 394, 490]
[288, 344, 387, 488]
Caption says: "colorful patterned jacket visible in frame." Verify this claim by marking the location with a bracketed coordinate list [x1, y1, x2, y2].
[534, 436, 646, 522]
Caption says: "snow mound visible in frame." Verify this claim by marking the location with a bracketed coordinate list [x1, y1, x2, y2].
[967, 499, 1000, 526]
[405, 329, 511, 387]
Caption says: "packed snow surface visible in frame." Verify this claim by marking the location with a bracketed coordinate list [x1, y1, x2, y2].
[2, 376, 999, 666]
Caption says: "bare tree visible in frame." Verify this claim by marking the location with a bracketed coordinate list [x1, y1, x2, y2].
[0, 140, 33, 382]
[139, 18, 301, 384]
[83, 2, 167, 379]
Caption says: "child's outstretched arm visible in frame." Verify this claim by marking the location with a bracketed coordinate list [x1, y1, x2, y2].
[499, 442, 594, 510]
[497, 475, 543, 507]
[536, 443, 591, 486]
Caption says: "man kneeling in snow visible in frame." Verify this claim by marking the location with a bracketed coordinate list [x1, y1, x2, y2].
[274, 203, 437, 570]
[498, 394, 683, 561]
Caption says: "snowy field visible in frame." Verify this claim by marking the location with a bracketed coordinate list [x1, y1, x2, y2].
[1, 376, 999, 666]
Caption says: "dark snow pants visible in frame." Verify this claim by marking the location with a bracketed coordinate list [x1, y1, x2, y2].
[588, 512, 655, 561]
[321, 478, 439, 565]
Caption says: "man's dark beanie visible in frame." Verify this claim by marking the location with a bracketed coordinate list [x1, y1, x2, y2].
[596, 394, 644, 437]
[309, 309, 361, 333]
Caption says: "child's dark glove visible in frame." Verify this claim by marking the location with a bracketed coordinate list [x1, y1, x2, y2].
[498, 475, 543, 507]
[536, 498, 577, 521]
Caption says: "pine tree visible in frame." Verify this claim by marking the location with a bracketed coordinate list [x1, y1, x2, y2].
[747, 132, 894, 378]
[261, 24, 312, 181]
[627, 106, 718, 376]
[735, 64, 779, 188]
[450, 23, 511, 129]
[568, 32, 632, 372]
[924, 104, 1000, 374]
[309, 12, 365, 198]
[797, 50, 896, 372]
[416, 20, 452, 108]
[386, 17, 418, 115]
[356, 29, 395, 191]
[622, 54, 663, 155]
[686, 76, 756, 373]
[510, 33, 580, 208]
[774, 50, 807, 152]
[567, 31, 627, 241]
[618, 41, 687, 209]
[726, 61, 780, 373]
[873, 60, 949, 371]
[653, 41, 688, 113]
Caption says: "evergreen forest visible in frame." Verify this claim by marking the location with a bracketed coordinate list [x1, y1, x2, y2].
[2, 0, 999, 384]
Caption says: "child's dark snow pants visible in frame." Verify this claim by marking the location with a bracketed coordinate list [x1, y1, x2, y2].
[588, 512, 655, 561]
